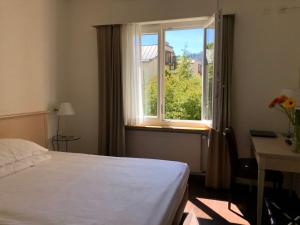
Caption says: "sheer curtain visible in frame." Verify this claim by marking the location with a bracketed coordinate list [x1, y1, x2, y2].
[121, 24, 144, 126]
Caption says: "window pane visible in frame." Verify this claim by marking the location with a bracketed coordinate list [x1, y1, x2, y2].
[141, 33, 158, 117]
[164, 28, 203, 120]
[203, 28, 214, 120]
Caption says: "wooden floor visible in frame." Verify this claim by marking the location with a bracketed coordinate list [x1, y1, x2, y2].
[181, 176, 299, 225]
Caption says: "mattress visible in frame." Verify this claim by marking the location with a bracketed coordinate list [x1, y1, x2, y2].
[0, 151, 189, 225]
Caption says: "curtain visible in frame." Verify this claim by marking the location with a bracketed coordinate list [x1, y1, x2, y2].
[121, 24, 144, 126]
[96, 24, 126, 157]
[205, 14, 235, 189]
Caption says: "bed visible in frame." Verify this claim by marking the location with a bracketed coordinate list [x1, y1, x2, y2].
[0, 112, 189, 225]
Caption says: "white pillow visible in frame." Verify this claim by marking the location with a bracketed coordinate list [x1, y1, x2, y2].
[0, 139, 51, 178]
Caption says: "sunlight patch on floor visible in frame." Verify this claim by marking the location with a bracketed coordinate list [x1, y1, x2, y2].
[196, 198, 250, 225]
[185, 200, 212, 220]
[183, 211, 201, 225]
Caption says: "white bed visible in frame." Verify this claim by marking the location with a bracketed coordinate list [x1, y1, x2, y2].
[0, 112, 190, 225]
[0, 151, 189, 225]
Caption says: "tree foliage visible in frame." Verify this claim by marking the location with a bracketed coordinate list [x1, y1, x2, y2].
[144, 43, 215, 120]
[143, 74, 158, 116]
[206, 42, 214, 49]
[144, 54, 202, 120]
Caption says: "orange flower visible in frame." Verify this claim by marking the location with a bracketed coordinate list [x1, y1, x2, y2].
[282, 98, 296, 109]
[277, 95, 288, 103]
[269, 95, 288, 108]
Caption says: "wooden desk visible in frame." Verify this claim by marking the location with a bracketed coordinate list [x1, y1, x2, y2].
[251, 134, 300, 225]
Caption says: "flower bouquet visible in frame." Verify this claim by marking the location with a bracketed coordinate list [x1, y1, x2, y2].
[269, 95, 300, 152]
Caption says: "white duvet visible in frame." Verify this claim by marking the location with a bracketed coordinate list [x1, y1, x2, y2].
[0, 152, 189, 225]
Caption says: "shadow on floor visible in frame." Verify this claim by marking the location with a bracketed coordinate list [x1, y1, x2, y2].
[181, 175, 298, 225]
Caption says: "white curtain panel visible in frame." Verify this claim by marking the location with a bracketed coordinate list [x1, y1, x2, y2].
[121, 24, 144, 126]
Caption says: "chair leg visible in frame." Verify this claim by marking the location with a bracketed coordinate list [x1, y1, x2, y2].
[228, 200, 231, 210]
[228, 183, 233, 210]
[249, 185, 253, 193]
[275, 180, 283, 191]
[228, 188, 232, 210]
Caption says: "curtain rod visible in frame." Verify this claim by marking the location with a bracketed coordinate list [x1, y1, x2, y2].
[279, 6, 300, 13]
[92, 13, 237, 28]
[93, 24, 122, 28]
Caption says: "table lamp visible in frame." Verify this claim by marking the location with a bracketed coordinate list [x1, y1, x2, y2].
[56, 102, 75, 137]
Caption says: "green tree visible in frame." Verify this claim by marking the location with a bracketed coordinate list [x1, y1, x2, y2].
[143, 76, 158, 116]
[144, 54, 203, 120]
[175, 54, 193, 79]
[164, 54, 202, 120]
[206, 42, 214, 49]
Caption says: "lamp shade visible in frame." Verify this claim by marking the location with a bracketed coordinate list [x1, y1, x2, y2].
[57, 102, 75, 116]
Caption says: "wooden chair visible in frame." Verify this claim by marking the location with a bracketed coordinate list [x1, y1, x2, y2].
[223, 127, 283, 209]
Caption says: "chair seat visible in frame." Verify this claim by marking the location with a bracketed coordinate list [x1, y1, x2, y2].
[236, 158, 283, 184]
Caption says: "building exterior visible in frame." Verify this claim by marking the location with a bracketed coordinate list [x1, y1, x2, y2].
[141, 43, 212, 78]
[141, 42, 177, 78]
[190, 60, 201, 76]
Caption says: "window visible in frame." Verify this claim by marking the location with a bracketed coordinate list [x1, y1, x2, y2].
[141, 33, 159, 117]
[141, 19, 215, 127]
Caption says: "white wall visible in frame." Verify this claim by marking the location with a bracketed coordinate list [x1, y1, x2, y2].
[59, 0, 216, 155]
[221, 0, 300, 196]
[0, 0, 61, 138]
[223, 0, 300, 157]
[126, 130, 208, 173]
[60, 0, 300, 194]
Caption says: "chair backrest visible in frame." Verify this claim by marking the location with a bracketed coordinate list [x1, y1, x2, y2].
[223, 127, 239, 179]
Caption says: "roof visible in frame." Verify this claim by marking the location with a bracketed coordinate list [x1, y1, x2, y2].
[141, 45, 158, 62]
[141, 43, 174, 62]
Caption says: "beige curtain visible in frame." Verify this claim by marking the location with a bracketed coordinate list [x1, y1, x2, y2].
[205, 15, 235, 189]
[96, 24, 126, 157]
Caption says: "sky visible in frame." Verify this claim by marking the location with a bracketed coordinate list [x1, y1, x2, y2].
[141, 28, 214, 56]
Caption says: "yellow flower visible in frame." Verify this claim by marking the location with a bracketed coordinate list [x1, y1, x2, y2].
[282, 98, 296, 109]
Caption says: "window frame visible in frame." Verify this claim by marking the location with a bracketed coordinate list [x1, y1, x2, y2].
[141, 19, 214, 128]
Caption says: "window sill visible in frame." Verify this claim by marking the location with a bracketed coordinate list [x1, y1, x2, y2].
[125, 124, 210, 135]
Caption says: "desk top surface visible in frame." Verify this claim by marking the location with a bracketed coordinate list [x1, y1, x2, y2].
[251, 134, 300, 160]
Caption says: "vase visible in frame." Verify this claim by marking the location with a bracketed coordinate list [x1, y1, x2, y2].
[293, 124, 300, 153]
[293, 108, 300, 153]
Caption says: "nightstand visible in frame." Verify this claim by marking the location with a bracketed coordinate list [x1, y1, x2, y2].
[52, 135, 80, 152]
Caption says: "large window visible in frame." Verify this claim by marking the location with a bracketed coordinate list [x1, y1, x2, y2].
[141, 19, 215, 126]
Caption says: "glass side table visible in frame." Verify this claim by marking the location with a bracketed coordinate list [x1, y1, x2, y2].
[52, 135, 80, 152]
